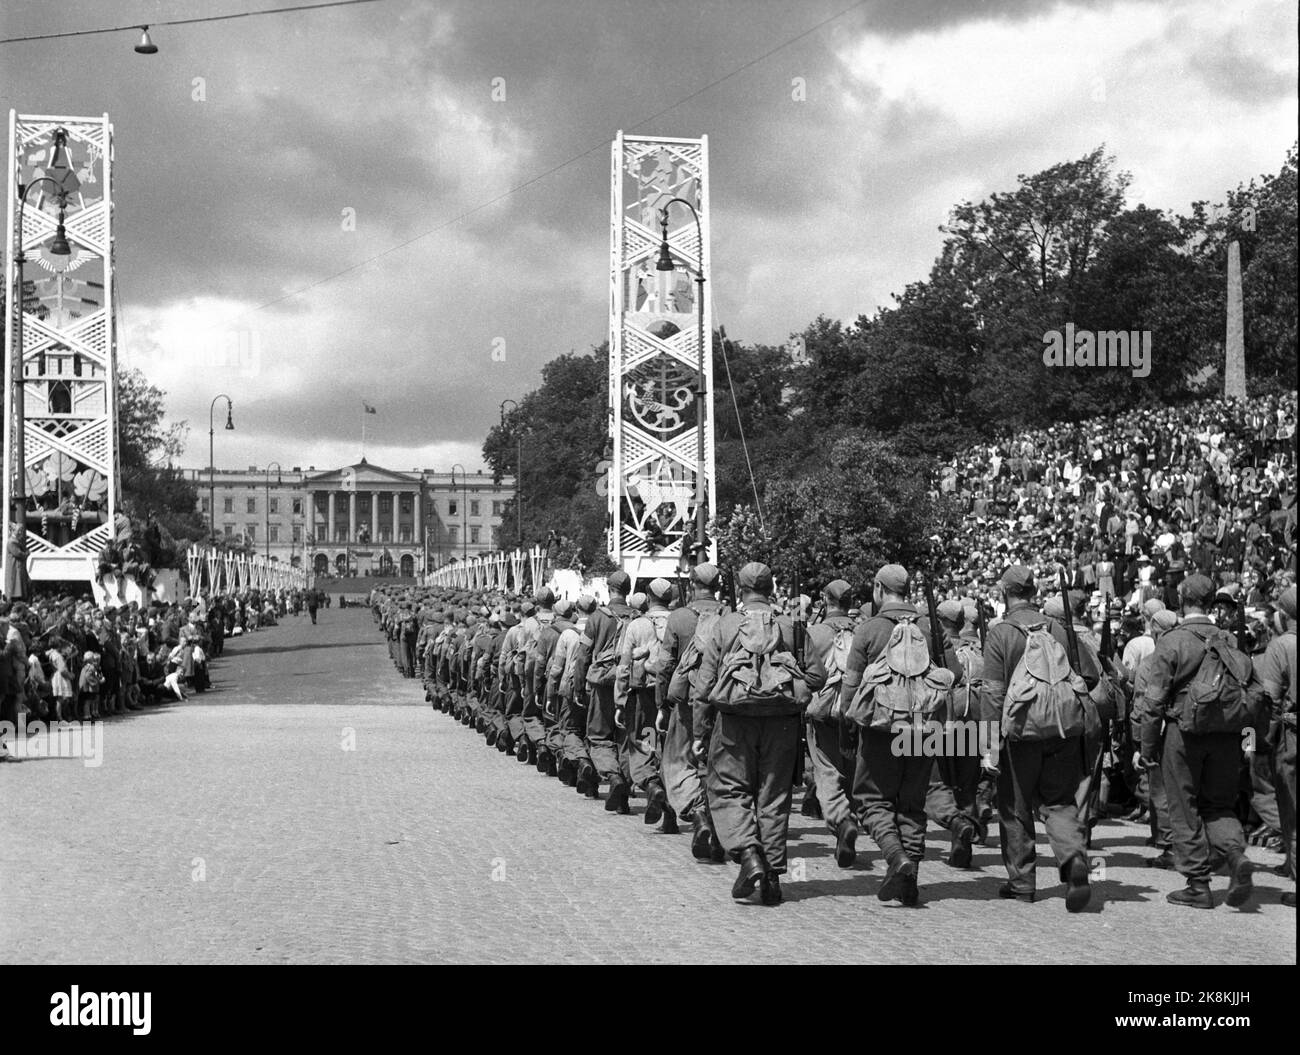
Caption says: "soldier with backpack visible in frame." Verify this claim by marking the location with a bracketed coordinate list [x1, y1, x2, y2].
[577, 569, 639, 814]
[803, 579, 861, 868]
[691, 561, 825, 906]
[839, 564, 954, 905]
[617, 578, 677, 831]
[660, 562, 728, 860]
[526, 592, 564, 776]
[923, 598, 983, 868]
[1139, 573, 1263, 909]
[1254, 585, 1295, 907]
[981, 564, 1098, 911]
[548, 596, 594, 791]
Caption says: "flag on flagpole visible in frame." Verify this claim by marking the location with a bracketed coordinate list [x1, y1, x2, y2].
[362, 402, 377, 415]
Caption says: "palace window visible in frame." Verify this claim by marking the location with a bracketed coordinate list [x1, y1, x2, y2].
[223, 498, 233, 514]
[470, 500, 480, 517]
[292, 498, 303, 515]
[247, 498, 256, 514]
[269, 498, 279, 515]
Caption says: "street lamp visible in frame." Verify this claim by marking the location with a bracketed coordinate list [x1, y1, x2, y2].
[499, 398, 522, 545]
[263, 462, 282, 559]
[7, 136, 75, 599]
[449, 463, 468, 564]
[208, 395, 234, 540]
[657, 197, 708, 565]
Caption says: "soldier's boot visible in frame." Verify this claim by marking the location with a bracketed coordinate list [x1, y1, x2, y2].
[514, 737, 529, 762]
[577, 763, 600, 799]
[604, 781, 631, 814]
[659, 806, 679, 835]
[1281, 891, 1296, 907]
[643, 780, 668, 826]
[1167, 880, 1215, 909]
[834, 818, 858, 869]
[799, 788, 823, 819]
[759, 871, 782, 906]
[878, 853, 916, 904]
[1064, 854, 1092, 913]
[536, 748, 555, 776]
[557, 759, 576, 786]
[731, 847, 766, 900]
[947, 817, 976, 870]
[691, 815, 714, 861]
[1224, 852, 1255, 908]
[1146, 848, 1176, 869]
[901, 859, 920, 907]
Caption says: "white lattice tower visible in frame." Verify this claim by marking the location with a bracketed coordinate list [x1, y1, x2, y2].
[4, 112, 119, 586]
[608, 132, 716, 579]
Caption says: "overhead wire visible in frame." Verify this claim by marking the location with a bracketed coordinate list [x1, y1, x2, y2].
[0, 0, 388, 44]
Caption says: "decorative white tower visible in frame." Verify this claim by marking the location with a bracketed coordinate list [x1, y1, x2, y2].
[608, 131, 716, 581]
[4, 112, 119, 590]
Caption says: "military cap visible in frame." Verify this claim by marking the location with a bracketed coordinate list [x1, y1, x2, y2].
[691, 562, 721, 588]
[520, 600, 536, 616]
[1179, 574, 1216, 607]
[737, 562, 774, 594]
[1278, 586, 1296, 620]
[874, 564, 910, 595]
[1151, 609, 1179, 631]
[822, 579, 853, 606]
[1141, 598, 1166, 618]
[1043, 596, 1067, 620]
[1000, 565, 1037, 594]
[627, 592, 647, 612]
[534, 587, 556, 607]
[501, 611, 520, 628]
[576, 594, 597, 613]
[554, 599, 575, 618]
[647, 578, 674, 603]
[936, 599, 965, 627]
[607, 569, 632, 594]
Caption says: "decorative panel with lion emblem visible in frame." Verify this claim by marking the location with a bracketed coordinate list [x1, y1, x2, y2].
[4, 112, 119, 584]
[608, 131, 716, 579]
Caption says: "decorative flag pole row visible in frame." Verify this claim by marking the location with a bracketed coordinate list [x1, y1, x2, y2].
[423, 546, 546, 593]
[185, 546, 312, 598]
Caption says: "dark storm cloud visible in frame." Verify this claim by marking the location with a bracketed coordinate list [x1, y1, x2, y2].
[2, 0, 1295, 470]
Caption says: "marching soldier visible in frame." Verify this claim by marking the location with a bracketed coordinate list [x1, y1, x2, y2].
[1255, 586, 1296, 907]
[557, 596, 600, 797]
[616, 578, 675, 832]
[1140, 574, 1262, 909]
[804, 579, 861, 868]
[661, 562, 727, 861]
[981, 565, 1098, 911]
[692, 561, 825, 905]
[839, 564, 939, 904]
[923, 598, 982, 869]
[576, 570, 638, 814]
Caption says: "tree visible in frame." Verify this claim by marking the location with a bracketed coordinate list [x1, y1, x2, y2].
[715, 434, 961, 592]
[116, 368, 205, 560]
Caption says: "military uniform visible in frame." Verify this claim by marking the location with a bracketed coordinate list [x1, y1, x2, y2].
[615, 578, 675, 827]
[578, 570, 638, 812]
[981, 565, 1097, 909]
[1255, 586, 1296, 905]
[1140, 575, 1260, 909]
[693, 562, 825, 904]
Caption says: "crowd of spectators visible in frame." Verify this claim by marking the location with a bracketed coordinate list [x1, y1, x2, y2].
[0, 586, 312, 758]
[935, 392, 1297, 628]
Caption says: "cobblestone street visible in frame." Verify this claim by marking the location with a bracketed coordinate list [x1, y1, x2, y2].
[2, 609, 1294, 965]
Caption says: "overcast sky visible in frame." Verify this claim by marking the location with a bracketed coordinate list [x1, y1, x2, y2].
[2, 0, 1295, 475]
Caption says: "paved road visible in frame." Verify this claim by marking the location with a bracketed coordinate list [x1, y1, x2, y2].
[2, 608, 1294, 964]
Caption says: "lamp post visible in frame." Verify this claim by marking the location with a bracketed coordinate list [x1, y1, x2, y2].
[263, 462, 282, 559]
[449, 463, 467, 564]
[208, 395, 234, 540]
[499, 398, 522, 545]
[657, 197, 707, 565]
[8, 138, 75, 598]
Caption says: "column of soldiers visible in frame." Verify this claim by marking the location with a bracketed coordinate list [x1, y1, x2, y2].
[370, 563, 1295, 912]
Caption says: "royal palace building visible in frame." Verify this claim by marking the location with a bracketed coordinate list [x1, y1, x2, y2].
[184, 459, 516, 579]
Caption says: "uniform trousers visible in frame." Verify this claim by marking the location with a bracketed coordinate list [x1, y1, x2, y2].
[585, 683, 631, 789]
[1162, 722, 1246, 882]
[806, 717, 855, 830]
[853, 728, 930, 863]
[998, 737, 1088, 892]
[706, 712, 799, 873]
[663, 700, 707, 820]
